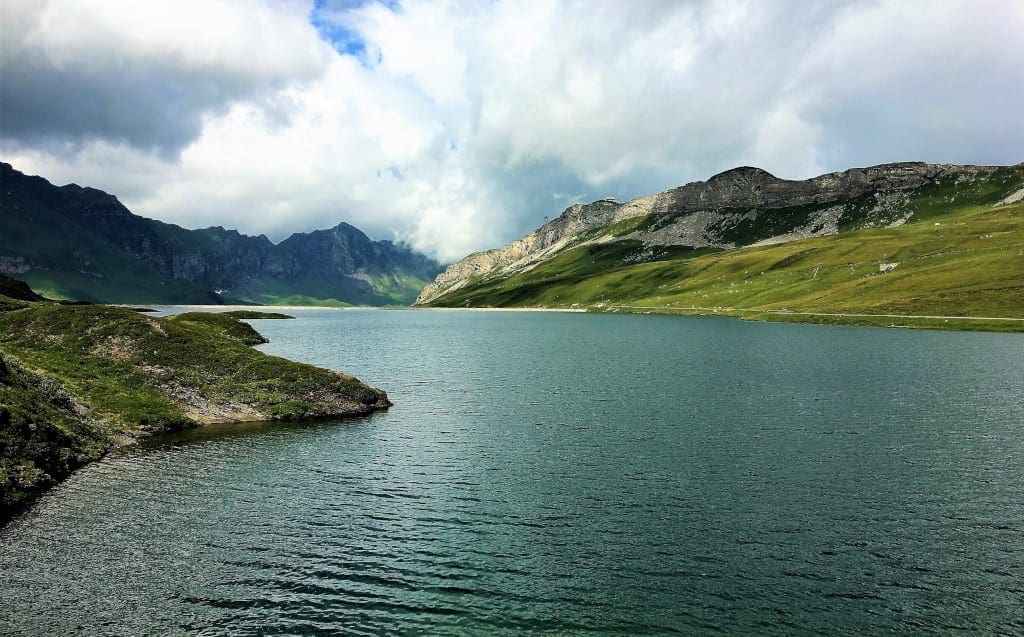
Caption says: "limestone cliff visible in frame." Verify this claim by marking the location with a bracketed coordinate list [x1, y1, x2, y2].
[416, 162, 1007, 304]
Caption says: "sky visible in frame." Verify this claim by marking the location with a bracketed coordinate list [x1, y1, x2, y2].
[1, 0, 1022, 262]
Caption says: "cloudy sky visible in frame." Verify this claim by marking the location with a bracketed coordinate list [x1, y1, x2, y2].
[2, 0, 1022, 262]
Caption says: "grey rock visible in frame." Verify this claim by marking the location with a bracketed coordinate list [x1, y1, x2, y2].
[416, 162, 1013, 304]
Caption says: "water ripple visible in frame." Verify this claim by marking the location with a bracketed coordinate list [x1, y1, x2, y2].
[3, 310, 1024, 635]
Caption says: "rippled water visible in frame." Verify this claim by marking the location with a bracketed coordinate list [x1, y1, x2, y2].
[3, 310, 1023, 635]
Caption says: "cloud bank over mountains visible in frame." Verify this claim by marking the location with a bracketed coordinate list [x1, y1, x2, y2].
[2, 0, 1022, 262]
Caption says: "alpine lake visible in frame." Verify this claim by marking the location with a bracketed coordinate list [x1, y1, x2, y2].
[2, 309, 1022, 635]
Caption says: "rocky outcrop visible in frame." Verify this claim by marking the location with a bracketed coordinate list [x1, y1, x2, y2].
[417, 162, 1010, 304]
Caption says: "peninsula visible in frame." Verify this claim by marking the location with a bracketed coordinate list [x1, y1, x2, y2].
[0, 276, 390, 522]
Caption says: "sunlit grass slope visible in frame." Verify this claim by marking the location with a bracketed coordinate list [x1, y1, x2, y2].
[428, 196, 1024, 331]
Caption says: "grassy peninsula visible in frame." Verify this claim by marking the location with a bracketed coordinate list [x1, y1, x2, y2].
[0, 282, 388, 521]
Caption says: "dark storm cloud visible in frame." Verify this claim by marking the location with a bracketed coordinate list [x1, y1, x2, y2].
[3, 60, 242, 154]
[0, 0, 331, 154]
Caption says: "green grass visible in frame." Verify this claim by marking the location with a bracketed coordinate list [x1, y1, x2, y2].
[0, 298, 390, 520]
[0, 295, 31, 313]
[573, 214, 655, 243]
[900, 166, 1024, 221]
[0, 353, 111, 519]
[0, 304, 388, 431]
[248, 291, 353, 307]
[235, 271, 434, 307]
[220, 310, 295, 320]
[169, 312, 271, 345]
[165, 311, 294, 345]
[0, 275, 45, 302]
[428, 184, 1024, 331]
[602, 306, 1024, 333]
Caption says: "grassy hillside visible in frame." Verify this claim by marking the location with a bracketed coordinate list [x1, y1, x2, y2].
[0, 186, 224, 303]
[0, 274, 45, 302]
[228, 271, 435, 307]
[170, 312, 270, 345]
[0, 304, 389, 428]
[0, 353, 110, 518]
[0, 294, 389, 519]
[428, 194, 1024, 331]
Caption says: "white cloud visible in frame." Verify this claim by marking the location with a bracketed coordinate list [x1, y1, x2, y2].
[2, 0, 1022, 263]
[22, 0, 327, 76]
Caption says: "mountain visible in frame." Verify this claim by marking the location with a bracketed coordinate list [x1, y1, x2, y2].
[415, 162, 1024, 330]
[0, 273, 44, 302]
[0, 163, 442, 305]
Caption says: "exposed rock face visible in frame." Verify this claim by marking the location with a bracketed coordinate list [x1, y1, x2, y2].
[417, 162, 1006, 304]
[0, 163, 442, 304]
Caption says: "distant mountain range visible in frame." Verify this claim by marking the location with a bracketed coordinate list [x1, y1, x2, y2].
[0, 163, 441, 305]
[416, 161, 1024, 330]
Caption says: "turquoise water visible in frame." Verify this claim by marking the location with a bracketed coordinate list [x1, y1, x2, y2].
[2, 310, 1023, 635]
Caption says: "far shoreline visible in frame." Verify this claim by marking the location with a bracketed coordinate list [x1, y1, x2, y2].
[130, 304, 590, 313]
[118, 303, 1023, 332]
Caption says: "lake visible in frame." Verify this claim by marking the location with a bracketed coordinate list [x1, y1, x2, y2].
[2, 309, 1023, 635]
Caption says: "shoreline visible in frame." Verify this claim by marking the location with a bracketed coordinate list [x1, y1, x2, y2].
[0, 305, 390, 525]
[412, 306, 588, 313]
[603, 304, 1024, 322]
[131, 304, 589, 313]
[120, 302, 1024, 329]
[596, 305, 1024, 333]
[420, 302, 1024, 332]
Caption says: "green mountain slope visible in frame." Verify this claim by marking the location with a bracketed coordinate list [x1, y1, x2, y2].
[419, 162, 1024, 331]
[0, 163, 441, 305]
[0, 274, 45, 302]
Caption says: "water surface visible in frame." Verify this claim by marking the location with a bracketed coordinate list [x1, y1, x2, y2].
[2, 310, 1023, 635]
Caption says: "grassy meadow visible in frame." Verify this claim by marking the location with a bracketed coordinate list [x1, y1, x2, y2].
[429, 185, 1024, 331]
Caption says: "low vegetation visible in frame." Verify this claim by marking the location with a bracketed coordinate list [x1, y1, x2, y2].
[220, 310, 295, 320]
[0, 286, 388, 521]
[0, 274, 45, 302]
[0, 353, 109, 520]
[169, 312, 273, 345]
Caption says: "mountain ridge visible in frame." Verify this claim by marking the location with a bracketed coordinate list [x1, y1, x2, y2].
[416, 161, 1022, 305]
[0, 162, 441, 305]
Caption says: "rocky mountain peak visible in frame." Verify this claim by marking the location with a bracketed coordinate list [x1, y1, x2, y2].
[0, 163, 442, 304]
[416, 161, 1018, 305]
[705, 166, 778, 186]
